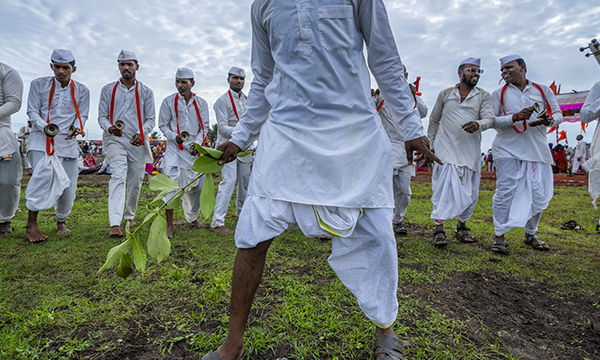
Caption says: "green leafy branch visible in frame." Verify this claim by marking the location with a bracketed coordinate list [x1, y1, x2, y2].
[98, 144, 251, 279]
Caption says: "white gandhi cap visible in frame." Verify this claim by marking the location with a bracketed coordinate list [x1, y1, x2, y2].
[459, 57, 481, 68]
[500, 54, 523, 67]
[51, 49, 75, 63]
[176, 67, 194, 79]
[228, 66, 245, 77]
[117, 50, 138, 62]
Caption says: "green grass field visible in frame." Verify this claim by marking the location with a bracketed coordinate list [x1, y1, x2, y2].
[0, 175, 598, 359]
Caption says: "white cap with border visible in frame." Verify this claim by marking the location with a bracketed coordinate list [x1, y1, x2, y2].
[117, 50, 138, 62]
[228, 66, 245, 77]
[51, 49, 75, 63]
[176, 67, 194, 79]
[500, 54, 523, 67]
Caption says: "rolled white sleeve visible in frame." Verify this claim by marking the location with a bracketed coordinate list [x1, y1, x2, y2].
[476, 91, 495, 131]
[581, 82, 600, 124]
[142, 88, 156, 135]
[158, 97, 177, 143]
[0, 65, 23, 122]
[427, 91, 444, 148]
[214, 97, 236, 139]
[194, 98, 210, 143]
[97, 84, 113, 132]
[491, 89, 516, 130]
[27, 80, 48, 131]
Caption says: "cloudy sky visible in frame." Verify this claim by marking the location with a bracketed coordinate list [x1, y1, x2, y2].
[2, 0, 600, 151]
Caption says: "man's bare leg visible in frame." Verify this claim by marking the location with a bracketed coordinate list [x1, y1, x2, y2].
[56, 220, 71, 235]
[166, 209, 174, 238]
[25, 210, 48, 243]
[109, 226, 123, 238]
[212, 225, 233, 234]
[213, 239, 273, 360]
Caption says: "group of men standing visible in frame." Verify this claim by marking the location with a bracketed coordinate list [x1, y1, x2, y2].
[1, 49, 251, 243]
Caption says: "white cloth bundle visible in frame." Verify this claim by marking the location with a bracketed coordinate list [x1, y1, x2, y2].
[25, 154, 70, 211]
[430, 164, 478, 221]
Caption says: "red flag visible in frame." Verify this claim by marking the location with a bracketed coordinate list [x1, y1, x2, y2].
[547, 126, 558, 134]
[557, 130, 567, 142]
[582, 121, 588, 134]
[149, 134, 153, 141]
[557, 84, 561, 94]
[549, 81, 557, 95]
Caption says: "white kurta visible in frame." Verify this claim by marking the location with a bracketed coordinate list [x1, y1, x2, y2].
[376, 94, 427, 223]
[98, 79, 155, 226]
[158, 93, 210, 169]
[581, 81, 600, 209]
[229, 0, 424, 328]
[212, 90, 251, 228]
[98, 80, 155, 164]
[158, 92, 210, 223]
[428, 85, 493, 222]
[491, 81, 563, 164]
[27, 77, 90, 159]
[491, 80, 561, 235]
[0, 62, 23, 222]
[428, 85, 494, 173]
[0, 62, 23, 159]
[230, 0, 424, 209]
[572, 139, 587, 173]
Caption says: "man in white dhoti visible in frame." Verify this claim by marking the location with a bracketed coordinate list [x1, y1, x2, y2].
[490, 55, 562, 254]
[570, 134, 587, 175]
[201, 1, 440, 359]
[580, 80, 600, 231]
[0, 62, 23, 236]
[18, 120, 32, 174]
[98, 50, 155, 238]
[375, 65, 428, 236]
[210, 67, 251, 235]
[24, 49, 89, 242]
[428, 57, 494, 247]
[158, 67, 210, 238]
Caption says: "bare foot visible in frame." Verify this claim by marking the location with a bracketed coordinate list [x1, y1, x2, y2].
[25, 224, 48, 243]
[166, 225, 174, 238]
[126, 219, 137, 228]
[109, 226, 123, 238]
[0, 222, 13, 235]
[211, 226, 233, 234]
[191, 219, 206, 229]
[56, 221, 71, 236]
[212, 343, 244, 360]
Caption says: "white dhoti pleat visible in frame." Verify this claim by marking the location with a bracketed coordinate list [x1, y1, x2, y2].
[392, 168, 412, 223]
[26, 150, 78, 221]
[163, 166, 205, 223]
[493, 158, 553, 236]
[107, 154, 145, 227]
[235, 195, 398, 328]
[572, 159, 585, 173]
[584, 153, 600, 225]
[211, 159, 251, 228]
[0, 149, 23, 222]
[430, 164, 480, 223]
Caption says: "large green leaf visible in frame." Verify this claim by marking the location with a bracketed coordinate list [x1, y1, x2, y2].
[116, 253, 133, 279]
[148, 216, 171, 263]
[149, 173, 180, 192]
[98, 239, 132, 273]
[192, 143, 223, 159]
[200, 175, 216, 219]
[192, 155, 224, 174]
[131, 233, 147, 273]
[237, 150, 252, 158]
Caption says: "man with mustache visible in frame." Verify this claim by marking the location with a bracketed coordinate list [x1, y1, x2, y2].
[24, 49, 89, 242]
[158, 67, 210, 237]
[202, 0, 441, 359]
[427, 57, 494, 247]
[98, 50, 155, 238]
[489, 54, 562, 254]
[210, 67, 250, 235]
[0, 62, 23, 237]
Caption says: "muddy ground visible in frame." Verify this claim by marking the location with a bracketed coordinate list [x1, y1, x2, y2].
[23, 174, 599, 359]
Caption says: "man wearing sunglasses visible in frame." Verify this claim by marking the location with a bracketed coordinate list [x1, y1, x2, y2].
[428, 58, 494, 247]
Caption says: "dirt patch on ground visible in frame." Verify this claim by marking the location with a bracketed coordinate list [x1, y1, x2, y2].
[414, 170, 588, 186]
[402, 270, 600, 360]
